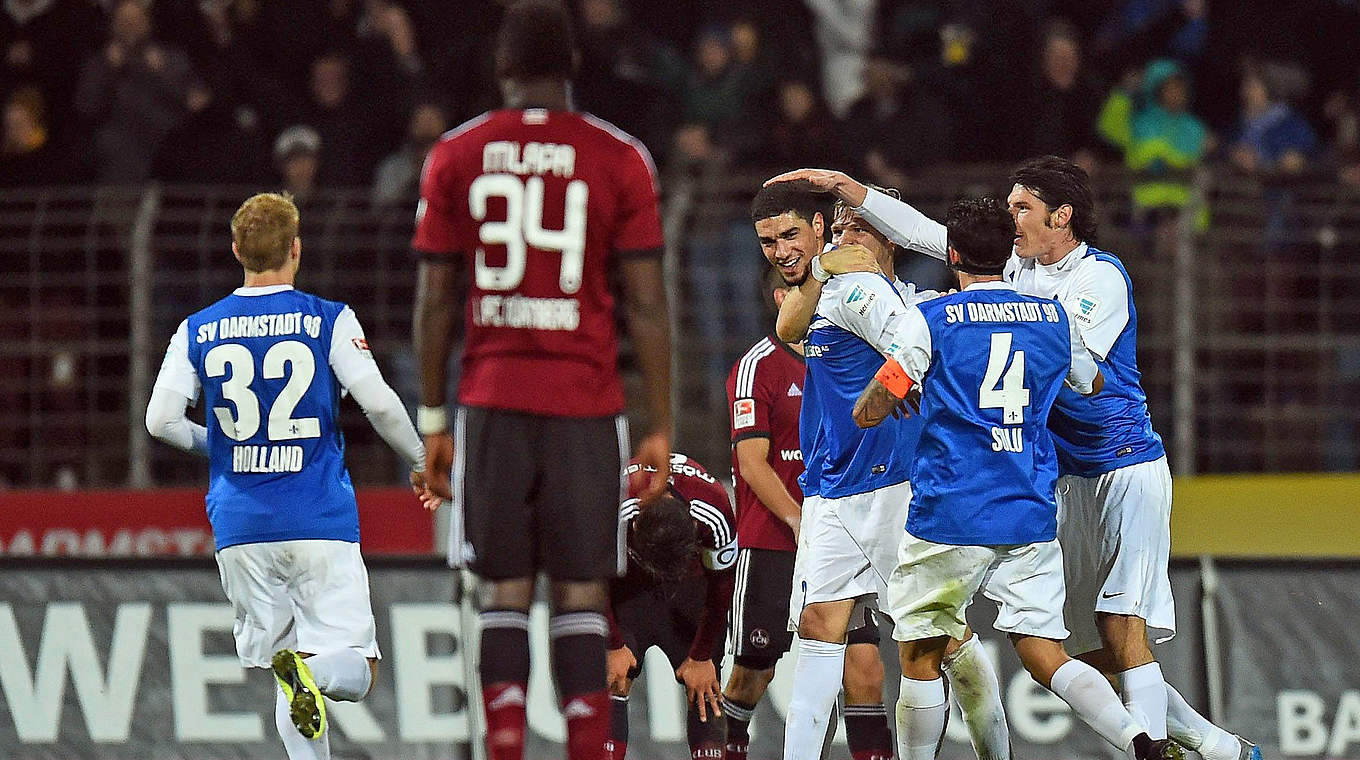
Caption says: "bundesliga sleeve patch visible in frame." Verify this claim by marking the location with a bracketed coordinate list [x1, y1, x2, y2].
[1075, 296, 1100, 327]
[733, 398, 756, 429]
[351, 337, 372, 356]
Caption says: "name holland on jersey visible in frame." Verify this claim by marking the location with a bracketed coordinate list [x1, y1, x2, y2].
[195, 312, 324, 343]
[942, 300, 1061, 325]
[231, 444, 305, 473]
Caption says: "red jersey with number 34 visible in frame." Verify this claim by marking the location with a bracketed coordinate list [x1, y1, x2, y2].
[413, 109, 664, 417]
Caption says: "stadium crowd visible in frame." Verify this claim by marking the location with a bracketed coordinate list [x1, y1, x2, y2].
[3, 0, 1360, 197]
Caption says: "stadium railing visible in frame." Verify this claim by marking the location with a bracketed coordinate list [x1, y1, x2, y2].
[2, 166, 1360, 494]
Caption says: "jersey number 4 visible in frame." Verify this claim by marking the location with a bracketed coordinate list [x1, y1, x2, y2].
[470, 174, 588, 294]
[205, 341, 321, 442]
[979, 332, 1030, 424]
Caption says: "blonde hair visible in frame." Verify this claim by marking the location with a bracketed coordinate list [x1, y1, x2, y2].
[230, 192, 299, 272]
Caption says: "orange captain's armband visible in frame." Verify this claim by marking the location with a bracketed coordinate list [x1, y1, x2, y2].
[874, 358, 914, 399]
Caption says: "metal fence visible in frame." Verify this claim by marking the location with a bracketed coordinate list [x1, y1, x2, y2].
[2, 167, 1358, 490]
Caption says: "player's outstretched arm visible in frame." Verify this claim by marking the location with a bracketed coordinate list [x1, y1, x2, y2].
[766, 169, 949, 261]
[618, 255, 673, 503]
[347, 376, 426, 470]
[413, 258, 462, 500]
[764, 168, 870, 207]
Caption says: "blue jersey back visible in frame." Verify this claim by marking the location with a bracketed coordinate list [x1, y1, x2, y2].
[186, 289, 358, 550]
[908, 290, 1070, 545]
[1049, 249, 1164, 477]
[800, 278, 920, 499]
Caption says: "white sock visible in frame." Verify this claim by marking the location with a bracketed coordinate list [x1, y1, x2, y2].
[1166, 683, 1241, 760]
[782, 638, 846, 760]
[1049, 659, 1143, 754]
[275, 684, 330, 760]
[896, 676, 948, 760]
[1121, 663, 1168, 739]
[942, 636, 1010, 760]
[305, 648, 373, 702]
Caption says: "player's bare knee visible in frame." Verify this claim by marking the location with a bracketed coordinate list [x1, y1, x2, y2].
[481, 576, 534, 612]
[1094, 612, 1154, 668]
[1010, 634, 1067, 689]
[550, 578, 608, 613]
[797, 601, 853, 642]
[366, 657, 380, 695]
[726, 661, 776, 702]
[611, 677, 634, 698]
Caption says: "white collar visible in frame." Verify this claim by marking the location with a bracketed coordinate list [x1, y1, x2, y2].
[1035, 243, 1088, 275]
[962, 280, 1015, 292]
[233, 284, 295, 296]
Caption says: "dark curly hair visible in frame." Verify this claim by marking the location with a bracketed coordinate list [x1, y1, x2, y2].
[945, 196, 1014, 275]
[628, 495, 698, 582]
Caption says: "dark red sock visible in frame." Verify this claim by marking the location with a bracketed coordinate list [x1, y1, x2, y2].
[844, 703, 893, 760]
[562, 689, 611, 760]
[722, 696, 754, 760]
[482, 681, 528, 760]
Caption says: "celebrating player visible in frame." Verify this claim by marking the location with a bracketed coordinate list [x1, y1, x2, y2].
[410, 3, 672, 760]
[606, 454, 737, 760]
[721, 268, 893, 760]
[750, 181, 981, 760]
[773, 188, 1014, 760]
[146, 192, 427, 760]
[768, 160, 1259, 760]
[850, 196, 1184, 760]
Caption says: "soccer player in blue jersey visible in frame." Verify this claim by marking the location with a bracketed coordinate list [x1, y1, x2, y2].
[751, 182, 1002, 760]
[768, 161, 1259, 760]
[146, 192, 427, 760]
[851, 196, 1181, 760]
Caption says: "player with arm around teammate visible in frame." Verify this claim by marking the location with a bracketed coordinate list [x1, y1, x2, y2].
[769, 186, 1014, 760]
[605, 454, 737, 760]
[145, 192, 427, 760]
[851, 197, 1185, 760]
[769, 160, 1260, 760]
[411, 4, 672, 760]
[721, 268, 894, 760]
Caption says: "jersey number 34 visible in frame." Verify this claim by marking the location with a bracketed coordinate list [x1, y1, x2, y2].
[470, 174, 589, 294]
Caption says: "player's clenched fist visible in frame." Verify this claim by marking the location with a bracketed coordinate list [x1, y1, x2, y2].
[632, 430, 671, 504]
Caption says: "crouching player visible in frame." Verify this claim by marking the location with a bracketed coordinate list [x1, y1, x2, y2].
[145, 192, 427, 759]
[606, 454, 738, 760]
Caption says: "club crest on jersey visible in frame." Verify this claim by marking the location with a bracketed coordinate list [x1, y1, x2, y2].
[750, 628, 770, 648]
[1075, 296, 1100, 326]
[733, 399, 756, 429]
[844, 285, 876, 316]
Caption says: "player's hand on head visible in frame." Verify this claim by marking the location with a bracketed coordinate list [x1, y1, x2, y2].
[820, 244, 880, 276]
[763, 168, 846, 192]
[422, 433, 454, 500]
[632, 431, 671, 504]
[607, 646, 637, 695]
[675, 658, 722, 722]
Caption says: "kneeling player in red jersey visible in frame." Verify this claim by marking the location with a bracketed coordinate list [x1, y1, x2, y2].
[606, 454, 737, 760]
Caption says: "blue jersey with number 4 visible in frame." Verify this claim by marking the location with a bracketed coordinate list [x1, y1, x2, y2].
[908, 290, 1071, 545]
[186, 290, 357, 550]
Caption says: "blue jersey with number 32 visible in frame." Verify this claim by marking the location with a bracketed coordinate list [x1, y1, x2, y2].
[908, 290, 1071, 545]
[186, 290, 357, 550]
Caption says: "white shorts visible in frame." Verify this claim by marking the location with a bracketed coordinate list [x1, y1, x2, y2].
[888, 534, 1069, 643]
[1057, 456, 1176, 654]
[788, 480, 910, 630]
[215, 539, 381, 668]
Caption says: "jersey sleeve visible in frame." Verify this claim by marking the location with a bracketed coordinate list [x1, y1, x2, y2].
[688, 476, 737, 571]
[823, 274, 910, 355]
[886, 306, 934, 383]
[412, 141, 469, 256]
[329, 307, 383, 391]
[610, 141, 664, 255]
[855, 188, 949, 261]
[152, 319, 200, 401]
[1064, 259, 1130, 360]
[1064, 310, 1100, 394]
[727, 354, 772, 443]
